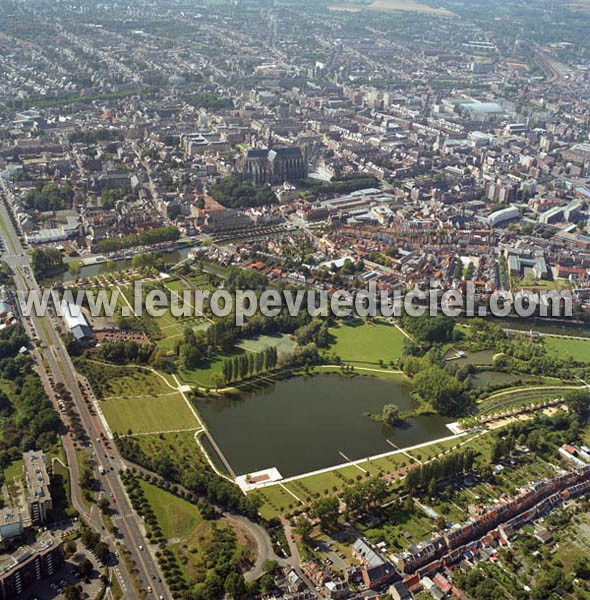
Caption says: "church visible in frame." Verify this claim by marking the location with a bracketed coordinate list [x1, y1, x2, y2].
[239, 146, 307, 186]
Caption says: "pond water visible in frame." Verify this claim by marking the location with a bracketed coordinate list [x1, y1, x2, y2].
[196, 374, 451, 478]
[444, 349, 496, 365]
[470, 370, 520, 389]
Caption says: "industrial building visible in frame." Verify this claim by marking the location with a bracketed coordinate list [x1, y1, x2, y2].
[63, 304, 93, 342]
[486, 206, 520, 227]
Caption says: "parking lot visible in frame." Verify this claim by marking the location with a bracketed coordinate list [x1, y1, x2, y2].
[25, 546, 103, 600]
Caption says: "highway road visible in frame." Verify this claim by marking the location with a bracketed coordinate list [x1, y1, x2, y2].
[0, 186, 170, 600]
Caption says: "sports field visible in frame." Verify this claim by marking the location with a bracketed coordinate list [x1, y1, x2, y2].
[326, 320, 406, 366]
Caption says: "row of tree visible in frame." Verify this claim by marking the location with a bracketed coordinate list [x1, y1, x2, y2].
[221, 347, 278, 384]
[405, 448, 476, 493]
[96, 225, 180, 254]
[113, 433, 261, 520]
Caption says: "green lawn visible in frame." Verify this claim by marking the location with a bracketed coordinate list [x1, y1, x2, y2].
[3, 459, 23, 483]
[179, 347, 252, 388]
[511, 274, 572, 291]
[256, 485, 298, 519]
[101, 368, 173, 398]
[138, 479, 240, 587]
[131, 430, 212, 472]
[255, 453, 412, 518]
[101, 392, 199, 435]
[544, 336, 590, 362]
[326, 320, 406, 366]
[139, 479, 204, 539]
[163, 278, 187, 293]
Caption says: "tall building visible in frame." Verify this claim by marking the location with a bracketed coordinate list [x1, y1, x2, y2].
[240, 147, 307, 186]
[0, 532, 64, 599]
[23, 451, 52, 525]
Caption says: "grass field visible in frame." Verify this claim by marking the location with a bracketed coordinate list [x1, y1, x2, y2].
[138, 480, 245, 586]
[255, 447, 420, 518]
[510, 274, 572, 292]
[2, 459, 23, 483]
[101, 391, 199, 435]
[326, 320, 405, 367]
[328, 0, 453, 15]
[369, 0, 453, 14]
[133, 430, 207, 467]
[140, 479, 204, 539]
[101, 368, 173, 398]
[179, 347, 252, 388]
[138, 480, 211, 584]
[544, 336, 590, 362]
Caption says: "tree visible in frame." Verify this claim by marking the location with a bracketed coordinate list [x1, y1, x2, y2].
[64, 586, 82, 600]
[573, 555, 590, 580]
[412, 365, 471, 417]
[294, 517, 313, 543]
[383, 404, 401, 426]
[80, 467, 95, 491]
[262, 559, 278, 574]
[400, 313, 454, 345]
[98, 496, 111, 514]
[78, 558, 93, 578]
[311, 496, 340, 532]
[224, 571, 247, 599]
[96, 226, 180, 254]
[209, 175, 277, 209]
[68, 261, 82, 279]
[94, 541, 110, 563]
[565, 389, 590, 423]
[25, 181, 74, 211]
[31, 247, 64, 278]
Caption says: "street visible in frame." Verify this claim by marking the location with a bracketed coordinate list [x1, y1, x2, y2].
[0, 190, 170, 600]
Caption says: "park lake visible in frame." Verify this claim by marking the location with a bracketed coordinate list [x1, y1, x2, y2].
[197, 373, 451, 478]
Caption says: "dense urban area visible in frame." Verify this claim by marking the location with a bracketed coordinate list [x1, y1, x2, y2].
[1, 0, 590, 599]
